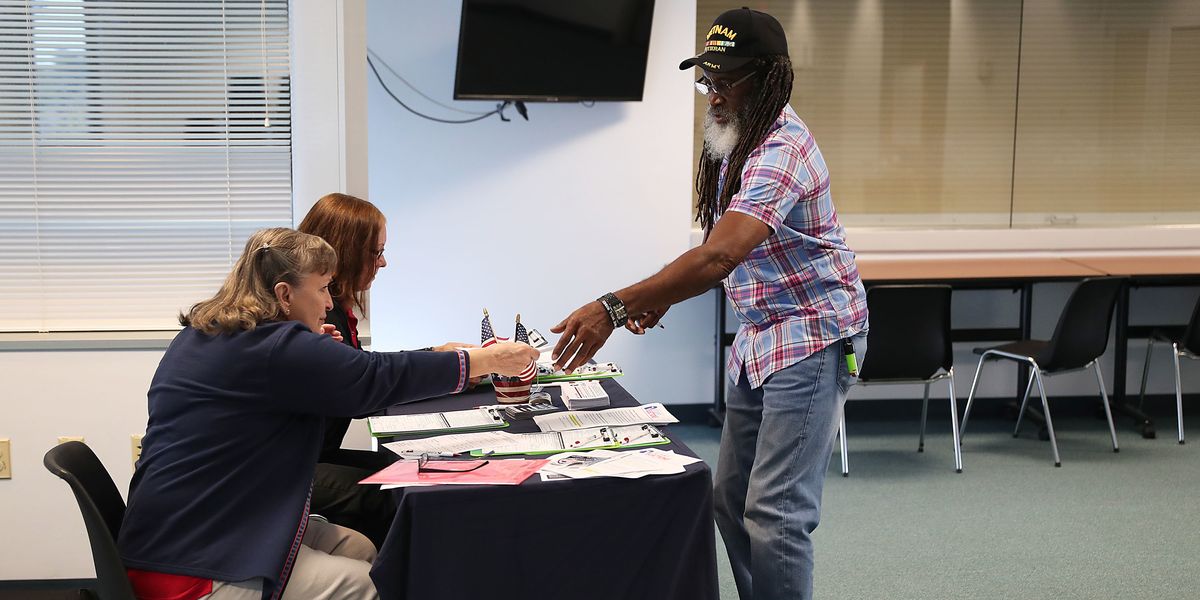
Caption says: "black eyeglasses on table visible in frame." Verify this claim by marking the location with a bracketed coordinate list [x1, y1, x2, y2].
[416, 454, 489, 473]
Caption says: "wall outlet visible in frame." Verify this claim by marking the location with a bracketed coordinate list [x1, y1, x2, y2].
[131, 434, 144, 466]
[0, 438, 11, 479]
[57, 436, 85, 445]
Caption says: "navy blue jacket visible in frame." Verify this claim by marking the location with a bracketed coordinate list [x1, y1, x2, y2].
[320, 302, 363, 457]
[119, 321, 468, 592]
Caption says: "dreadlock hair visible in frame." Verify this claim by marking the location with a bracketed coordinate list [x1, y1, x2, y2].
[695, 54, 794, 232]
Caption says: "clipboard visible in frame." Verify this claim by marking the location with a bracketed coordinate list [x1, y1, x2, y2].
[468, 425, 670, 456]
[469, 426, 621, 456]
[610, 424, 671, 449]
[367, 407, 509, 438]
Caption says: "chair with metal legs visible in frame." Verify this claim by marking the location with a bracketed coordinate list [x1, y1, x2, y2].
[1138, 295, 1200, 444]
[960, 277, 1124, 467]
[837, 285, 962, 476]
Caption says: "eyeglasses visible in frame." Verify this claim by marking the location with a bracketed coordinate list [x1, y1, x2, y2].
[694, 71, 757, 97]
[416, 454, 489, 473]
[373, 247, 385, 260]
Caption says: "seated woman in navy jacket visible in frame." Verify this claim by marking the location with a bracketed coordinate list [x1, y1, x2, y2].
[118, 227, 538, 600]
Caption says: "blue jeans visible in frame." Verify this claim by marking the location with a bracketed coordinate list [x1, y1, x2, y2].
[714, 334, 866, 600]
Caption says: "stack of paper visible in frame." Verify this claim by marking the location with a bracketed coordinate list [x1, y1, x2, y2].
[539, 448, 702, 481]
[559, 380, 609, 410]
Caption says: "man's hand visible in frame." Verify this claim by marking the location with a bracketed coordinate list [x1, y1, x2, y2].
[626, 306, 669, 335]
[320, 323, 344, 343]
[551, 301, 615, 373]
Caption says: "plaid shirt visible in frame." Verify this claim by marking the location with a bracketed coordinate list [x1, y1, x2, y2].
[720, 104, 868, 388]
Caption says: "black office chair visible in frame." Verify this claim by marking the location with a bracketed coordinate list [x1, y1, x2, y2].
[837, 285, 963, 475]
[43, 441, 136, 600]
[960, 277, 1124, 467]
[1138, 295, 1200, 444]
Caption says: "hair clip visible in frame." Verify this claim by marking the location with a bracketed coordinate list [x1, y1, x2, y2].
[257, 243, 271, 252]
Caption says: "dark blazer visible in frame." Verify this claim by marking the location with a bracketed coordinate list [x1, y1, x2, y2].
[119, 321, 469, 596]
[320, 303, 362, 457]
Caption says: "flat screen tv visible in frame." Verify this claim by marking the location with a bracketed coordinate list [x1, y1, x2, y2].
[454, 0, 656, 102]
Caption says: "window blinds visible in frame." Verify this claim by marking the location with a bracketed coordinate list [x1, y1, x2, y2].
[694, 0, 1200, 228]
[0, 0, 291, 333]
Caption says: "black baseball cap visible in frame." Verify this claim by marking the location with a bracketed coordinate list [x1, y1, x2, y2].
[679, 7, 789, 73]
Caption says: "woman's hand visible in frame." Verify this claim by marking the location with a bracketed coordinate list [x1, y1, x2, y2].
[320, 323, 344, 343]
[431, 341, 478, 353]
[467, 342, 540, 377]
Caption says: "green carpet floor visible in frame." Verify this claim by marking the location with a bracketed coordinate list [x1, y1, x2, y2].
[669, 409, 1199, 600]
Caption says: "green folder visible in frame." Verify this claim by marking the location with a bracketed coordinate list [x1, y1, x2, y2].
[536, 371, 624, 383]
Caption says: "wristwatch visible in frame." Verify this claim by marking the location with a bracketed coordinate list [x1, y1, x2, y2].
[597, 292, 628, 329]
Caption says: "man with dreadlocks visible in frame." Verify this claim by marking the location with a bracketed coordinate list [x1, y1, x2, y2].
[551, 8, 867, 600]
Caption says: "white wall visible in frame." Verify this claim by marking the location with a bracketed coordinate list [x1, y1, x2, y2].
[363, 0, 714, 410]
[0, 0, 368, 580]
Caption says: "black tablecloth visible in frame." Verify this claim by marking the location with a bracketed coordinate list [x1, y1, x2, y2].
[369, 379, 719, 600]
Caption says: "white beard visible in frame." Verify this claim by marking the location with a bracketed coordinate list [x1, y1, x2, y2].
[702, 109, 740, 161]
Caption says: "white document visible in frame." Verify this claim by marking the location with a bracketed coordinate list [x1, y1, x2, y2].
[539, 449, 624, 479]
[368, 407, 502, 436]
[382, 431, 517, 455]
[480, 427, 615, 455]
[617, 448, 702, 473]
[540, 448, 701, 480]
[533, 403, 679, 432]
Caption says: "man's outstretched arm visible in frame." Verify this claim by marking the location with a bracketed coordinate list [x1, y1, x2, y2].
[551, 211, 771, 372]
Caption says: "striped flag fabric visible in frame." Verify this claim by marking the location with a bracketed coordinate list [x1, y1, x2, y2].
[482, 308, 501, 346]
[481, 308, 537, 402]
[513, 315, 536, 380]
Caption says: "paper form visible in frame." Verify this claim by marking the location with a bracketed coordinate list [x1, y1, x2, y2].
[382, 431, 517, 455]
[478, 427, 615, 455]
[361, 458, 547, 487]
[533, 403, 679, 432]
[539, 448, 702, 480]
[368, 407, 501, 436]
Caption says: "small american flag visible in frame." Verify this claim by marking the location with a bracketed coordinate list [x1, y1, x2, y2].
[481, 308, 501, 347]
[515, 317, 529, 345]
[514, 315, 536, 379]
[482, 308, 537, 397]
